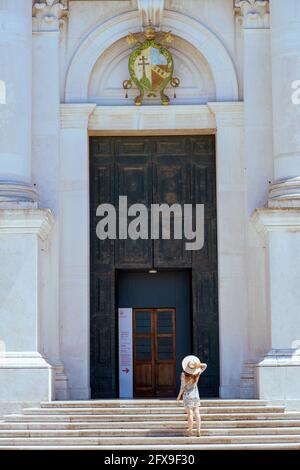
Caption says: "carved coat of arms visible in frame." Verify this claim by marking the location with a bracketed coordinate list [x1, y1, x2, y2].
[123, 22, 180, 106]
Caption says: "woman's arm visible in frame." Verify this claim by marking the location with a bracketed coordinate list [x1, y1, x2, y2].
[176, 373, 185, 402]
[176, 389, 184, 402]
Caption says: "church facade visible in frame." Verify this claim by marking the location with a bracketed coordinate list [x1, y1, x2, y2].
[1, 0, 300, 413]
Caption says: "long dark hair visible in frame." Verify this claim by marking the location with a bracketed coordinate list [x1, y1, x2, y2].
[184, 371, 200, 384]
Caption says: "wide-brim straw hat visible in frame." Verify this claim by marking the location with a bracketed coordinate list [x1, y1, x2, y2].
[182, 355, 202, 375]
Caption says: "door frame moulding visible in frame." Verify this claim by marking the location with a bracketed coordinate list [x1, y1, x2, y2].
[59, 101, 247, 399]
[88, 129, 216, 136]
[88, 104, 216, 133]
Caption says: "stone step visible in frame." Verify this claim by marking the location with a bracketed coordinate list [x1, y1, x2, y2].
[0, 443, 299, 450]
[0, 427, 300, 438]
[1, 399, 296, 449]
[1, 419, 300, 430]
[22, 406, 286, 415]
[4, 412, 300, 423]
[0, 435, 300, 446]
[40, 399, 270, 409]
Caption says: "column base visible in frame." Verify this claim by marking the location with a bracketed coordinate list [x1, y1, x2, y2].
[256, 349, 300, 400]
[0, 182, 38, 204]
[0, 208, 56, 405]
[0, 353, 54, 402]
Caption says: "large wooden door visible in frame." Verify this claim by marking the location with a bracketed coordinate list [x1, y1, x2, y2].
[90, 135, 219, 398]
[134, 308, 176, 397]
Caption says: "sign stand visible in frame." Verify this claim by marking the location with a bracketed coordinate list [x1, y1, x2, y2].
[118, 308, 133, 398]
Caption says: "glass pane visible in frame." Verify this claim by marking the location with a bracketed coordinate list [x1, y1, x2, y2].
[135, 311, 151, 334]
[157, 336, 173, 360]
[157, 312, 173, 334]
[136, 337, 152, 361]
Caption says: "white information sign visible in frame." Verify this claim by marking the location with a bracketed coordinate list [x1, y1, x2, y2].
[118, 308, 133, 398]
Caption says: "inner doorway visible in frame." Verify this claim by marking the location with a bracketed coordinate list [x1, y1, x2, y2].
[90, 135, 219, 398]
[118, 270, 192, 397]
[134, 308, 176, 397]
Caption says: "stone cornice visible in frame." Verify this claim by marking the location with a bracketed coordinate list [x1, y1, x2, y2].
[208, 102, 244, 127]
[60, 103, 245, 131]
[32, 0, 69, 32]
[0, 209, 55, 241]
[252, 208, 300, 237]
[258, 348, 300, 367]
[235, 0, 269, 29]
[137, 0, 164, 29]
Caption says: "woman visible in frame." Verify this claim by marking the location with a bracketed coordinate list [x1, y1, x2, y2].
[176, 355, 207, 437]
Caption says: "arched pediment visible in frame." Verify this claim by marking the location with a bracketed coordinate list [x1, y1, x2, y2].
[65, 10, 239, 103]
[88, 35, 216, 106]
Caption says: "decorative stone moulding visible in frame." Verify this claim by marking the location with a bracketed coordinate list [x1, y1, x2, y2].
[268, 177, 300, 208]
[0, 208, 55, 241]
[60, 104, 97, 129]
[32, 0, 69, 32]
[252, 208, 300, 238]
[235, 0, 270, 28]
[0, 182, 38, 205]
[137, 0, 164, 28]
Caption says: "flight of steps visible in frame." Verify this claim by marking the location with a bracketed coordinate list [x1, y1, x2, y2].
[1, 399, 300, 450]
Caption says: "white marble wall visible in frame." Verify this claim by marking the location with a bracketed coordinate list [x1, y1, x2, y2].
[2, 0, 300, 406]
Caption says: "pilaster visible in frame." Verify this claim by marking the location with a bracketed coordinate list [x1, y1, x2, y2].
[208, 102, 248, 398]
[32, 1, 70, 399]
[59, 103, 96, 399]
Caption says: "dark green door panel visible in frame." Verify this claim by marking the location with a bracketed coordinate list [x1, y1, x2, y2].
[90, 135, 219, 398]
[90, 271, 116, 398]
[114, 152, 153, 268]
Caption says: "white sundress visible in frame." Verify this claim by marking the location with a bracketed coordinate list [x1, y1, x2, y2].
[180, 365, 207, 409]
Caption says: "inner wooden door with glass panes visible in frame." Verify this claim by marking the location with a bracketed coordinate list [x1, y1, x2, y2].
[133, 308, 176, 397]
